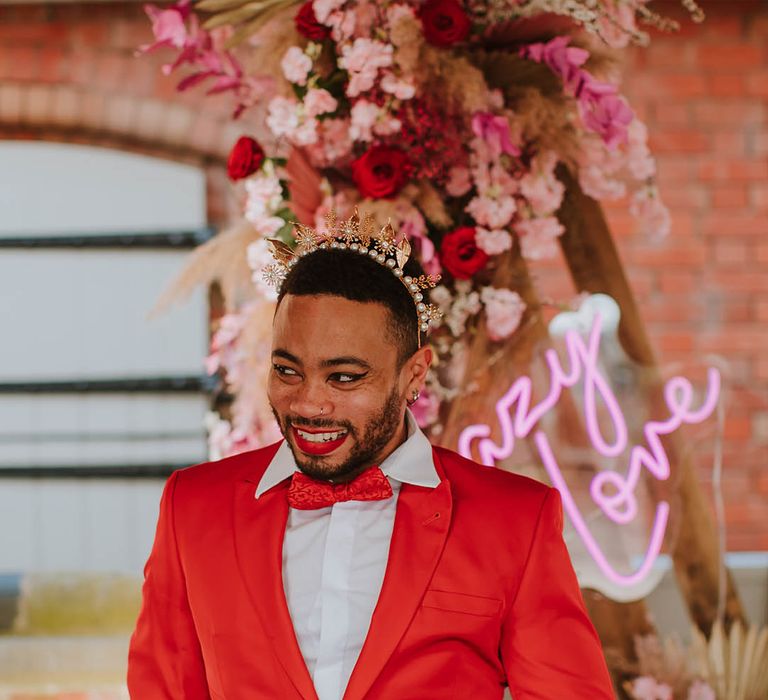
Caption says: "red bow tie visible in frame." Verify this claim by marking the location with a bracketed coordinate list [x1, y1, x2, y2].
[287, 465, 394, 510]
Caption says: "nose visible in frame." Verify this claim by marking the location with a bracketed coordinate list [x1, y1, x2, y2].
[289, 379, 333, 421]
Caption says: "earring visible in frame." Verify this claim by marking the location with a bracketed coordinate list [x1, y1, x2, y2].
[407, 390, 420, 406]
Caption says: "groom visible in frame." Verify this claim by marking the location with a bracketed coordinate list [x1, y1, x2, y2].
[127, 215, 614, 699]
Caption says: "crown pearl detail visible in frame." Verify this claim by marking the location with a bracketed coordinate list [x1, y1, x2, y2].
[261, 209, 442, 348]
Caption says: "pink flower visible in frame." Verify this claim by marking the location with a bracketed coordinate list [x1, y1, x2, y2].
[281, 46, 312, 85]
[306, 118, 354, 167]
[626, 120, 656, 180]
[578, 164, 626, 200]
[381, 72, 416, 100]
[522, 36, 589, 92]
[481, 286, 526, 341]
[312, 0, 345, 24]
[446, 166, 471, 197]
[266, 96, 300, 137]
[471, 112, 521, 157]
[304, 87, 338, 117]
[475, 228, 512, 255]
[630, 187, 671, 239]
[466, 195, 517, 229]
[326, 8, 357, 42]
[349, 99, 380, 141]
[519, 152, 565, 215]
[339, 38, 393, 97]
[631, 676, 673, 700]
[139, 0, 192, 53]
[410, 388, 440, 428]
[687, 681, 716, 700]
[292, 117, 319, 146]
[579, 92, 634, 149]
[515, 216, 564, 260]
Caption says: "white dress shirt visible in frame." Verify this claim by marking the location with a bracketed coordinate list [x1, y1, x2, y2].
[255, 411, 440, 700]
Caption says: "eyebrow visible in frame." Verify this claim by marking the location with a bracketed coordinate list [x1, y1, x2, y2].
[271, 349, 371, 370]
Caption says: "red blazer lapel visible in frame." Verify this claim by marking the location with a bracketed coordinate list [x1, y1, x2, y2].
[342, 449, 453, 700]
[233, 476, 319, 700]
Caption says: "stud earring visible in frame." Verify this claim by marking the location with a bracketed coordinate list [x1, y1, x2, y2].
[407, 390, 420, 406]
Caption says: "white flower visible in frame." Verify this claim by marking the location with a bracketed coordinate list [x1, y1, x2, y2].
[476, 228, 513, 255]
[266, 96, 300, 138]
[281, 46, 312, 86]
[481, 287, 526, 341]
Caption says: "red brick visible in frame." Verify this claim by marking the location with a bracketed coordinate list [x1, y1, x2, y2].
[642, 73, 707, 97]
[695, 44, 764, 70]
[651, 102, 691, 127]
[633, 237, 705, 266]
[755, 299, 768, 322]
[700, 326, 768, 352]
[724, 415, 753, 440]
[711, 132, 747, 155]
[710, 185, 748, 208]
[643, 44, 696, 69]
[751, 183, 768, 210]
[707, 74, 747, 97]
[648, 129, 710, 154]
[692, 102, 764, 127]
[745, 70, 768, 97]
[642, 300, 701, 324]
[656, 331, 695, 354]
[755, 358, 768, 382]
[712, 271, 768, 293]
[756, 243, 768, 264]
[659, 270, 697, 295]
[697, 159, 768, 182]
[711, 239, 750, 265]
[702, 215, 766, 237]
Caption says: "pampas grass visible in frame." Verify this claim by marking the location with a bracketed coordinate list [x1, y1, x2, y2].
[152, 219, 259, 315]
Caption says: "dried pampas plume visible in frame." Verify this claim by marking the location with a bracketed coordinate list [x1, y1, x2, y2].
[151, 219, 259, 317]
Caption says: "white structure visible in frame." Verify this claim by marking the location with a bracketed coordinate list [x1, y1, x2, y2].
[0, 142, 209, 574]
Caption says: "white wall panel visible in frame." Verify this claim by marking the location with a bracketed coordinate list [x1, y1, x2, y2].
[0, 142, 205, 235]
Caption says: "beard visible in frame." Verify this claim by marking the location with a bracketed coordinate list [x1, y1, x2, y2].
[271, 385, 405, 481]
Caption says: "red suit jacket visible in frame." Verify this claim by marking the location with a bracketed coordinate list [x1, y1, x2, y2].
[128, 442, 614, 699]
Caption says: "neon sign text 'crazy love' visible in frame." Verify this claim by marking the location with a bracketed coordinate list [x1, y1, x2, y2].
[457, 310, 721, 588]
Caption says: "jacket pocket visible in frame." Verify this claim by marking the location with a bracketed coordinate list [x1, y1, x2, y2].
[421, 589, 502, 617]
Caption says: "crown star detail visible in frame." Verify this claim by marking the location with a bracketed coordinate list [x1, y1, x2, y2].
[261, 210, 442, 346]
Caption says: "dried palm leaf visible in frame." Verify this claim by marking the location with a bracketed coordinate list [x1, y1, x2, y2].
[151, 219, 259, 316]
[195, 0, 300, 46]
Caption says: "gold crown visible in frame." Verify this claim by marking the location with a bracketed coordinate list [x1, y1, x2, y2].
[262, 210, 442, 346]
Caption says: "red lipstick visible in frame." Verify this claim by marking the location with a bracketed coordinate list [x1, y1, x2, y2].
[291, 425, 349, 456]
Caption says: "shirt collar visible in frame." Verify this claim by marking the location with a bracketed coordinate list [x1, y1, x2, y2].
[255, 410, 440, 498]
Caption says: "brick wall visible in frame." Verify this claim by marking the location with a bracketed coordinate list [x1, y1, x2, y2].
[602, 1, 768, 551]
[0, 1, 765, 549]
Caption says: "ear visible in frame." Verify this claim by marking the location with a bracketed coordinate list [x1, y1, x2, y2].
[402, 344, 432, 391]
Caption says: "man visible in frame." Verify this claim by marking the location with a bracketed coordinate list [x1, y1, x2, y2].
[128, 215, 615, 699]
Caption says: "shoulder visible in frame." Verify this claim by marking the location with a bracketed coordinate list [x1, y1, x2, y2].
[434, 445, 553, 517]
[170, 441, 282, 496]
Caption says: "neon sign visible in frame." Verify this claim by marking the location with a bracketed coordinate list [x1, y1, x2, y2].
[458, 295, 721, 590]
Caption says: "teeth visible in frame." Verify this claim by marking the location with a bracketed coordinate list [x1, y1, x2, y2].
[297, 429, 346, 443]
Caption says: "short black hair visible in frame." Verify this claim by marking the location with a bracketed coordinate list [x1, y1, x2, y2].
[276, 249, 428, 366]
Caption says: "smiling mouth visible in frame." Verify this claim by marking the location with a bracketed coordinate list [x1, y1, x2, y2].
[291, 425, 349, 456]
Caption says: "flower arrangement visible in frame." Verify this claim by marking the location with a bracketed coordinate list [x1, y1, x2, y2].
[140, 0, 702, 454]
[621, 622, 768, 700]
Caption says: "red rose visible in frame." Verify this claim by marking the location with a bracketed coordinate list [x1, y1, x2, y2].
[227, 136, 265, 181]
[351, 145, 411, 199]
[419, 0, 471, 48]
[439, 227, 488, 279]
[295, 1, 330, 41]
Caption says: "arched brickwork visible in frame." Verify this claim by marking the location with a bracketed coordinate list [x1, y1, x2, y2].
[0, 1, 268, 224]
